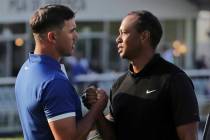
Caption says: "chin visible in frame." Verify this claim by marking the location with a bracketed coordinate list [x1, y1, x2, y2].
[120, 55, 125, 59]
[119, 52, 124, 58]
[121, 54, 130, 60]
[120, 53, 127, 59]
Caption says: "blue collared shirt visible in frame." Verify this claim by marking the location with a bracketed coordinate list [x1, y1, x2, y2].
[15, 53, 82, 140]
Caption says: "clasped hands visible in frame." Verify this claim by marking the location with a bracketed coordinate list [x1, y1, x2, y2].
[82, 86, 108, 111]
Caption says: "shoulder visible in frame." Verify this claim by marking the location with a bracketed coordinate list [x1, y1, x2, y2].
[111, 72, 128, 92]
[155, 57, 189, 78]
[109, 72, 128, 103]
[160, 59, 192, 85]
[149, 57, 193, 89]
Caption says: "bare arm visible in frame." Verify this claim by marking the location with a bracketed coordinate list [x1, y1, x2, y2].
[96, 113, 116, 140]
[48, 91, 108, 140]
[83, 87, 116, 140]
[176, 122, 199, 140]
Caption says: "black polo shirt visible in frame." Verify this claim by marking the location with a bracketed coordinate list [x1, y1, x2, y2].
[110, 54, 200, 140]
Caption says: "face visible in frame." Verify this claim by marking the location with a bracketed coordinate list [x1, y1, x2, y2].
[116, 15, 142, 60]
[55, 18, 78, 57]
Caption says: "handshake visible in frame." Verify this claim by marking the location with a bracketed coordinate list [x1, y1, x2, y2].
[82, 86, 108, 111]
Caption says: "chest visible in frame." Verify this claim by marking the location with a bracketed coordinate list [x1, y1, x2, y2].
[111, 75, 170, 118]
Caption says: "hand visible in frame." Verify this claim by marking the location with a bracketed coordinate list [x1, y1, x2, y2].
[82, 86, 108, 111]
[94, 88, 108, 112]
[82, 86, 97, 109]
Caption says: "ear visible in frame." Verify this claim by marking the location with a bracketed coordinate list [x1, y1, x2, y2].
[140, 31, 150, 42]
[47, 31, 57, 43]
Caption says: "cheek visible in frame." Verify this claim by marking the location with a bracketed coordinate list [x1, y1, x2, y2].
[122, 36, 129, 44]
[123, 37, 133, 48]
[129, 36, 140, 47]
[67, 35, 74, 42]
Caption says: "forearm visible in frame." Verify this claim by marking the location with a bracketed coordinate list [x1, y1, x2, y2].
[178, 133, 198, 140]
[48, 105, 107, 140]
[76, 105, 106, 140]
[177, 122, 199, 140]
[78, 87, 109, 140]
[178, 132, 198, 140]
[96, 113, 116, 140]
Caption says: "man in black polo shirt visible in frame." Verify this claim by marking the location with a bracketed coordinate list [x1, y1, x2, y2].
[83, 10, 200, 140]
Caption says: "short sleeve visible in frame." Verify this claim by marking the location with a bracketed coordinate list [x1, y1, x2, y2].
[169, 73, 200, 126]
[42, 79, 78, 122]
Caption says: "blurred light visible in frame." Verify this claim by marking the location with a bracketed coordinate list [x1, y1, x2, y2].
[172, 40, 188, 57]
[172, 40, 181, 49]
[173, 49, 180, 57]
[15, 38, 24, 47]
[179, 44, 187, 54]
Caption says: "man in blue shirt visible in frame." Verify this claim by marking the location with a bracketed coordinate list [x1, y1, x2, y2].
[15, 4, 108, 140]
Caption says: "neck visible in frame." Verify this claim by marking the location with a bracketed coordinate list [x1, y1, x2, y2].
[34, 42, 60, 61]
[130, 50, 155, 73]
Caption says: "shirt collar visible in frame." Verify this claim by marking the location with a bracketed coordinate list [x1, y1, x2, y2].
[129, 54, 161, 78]
[28, 52, 61, 69]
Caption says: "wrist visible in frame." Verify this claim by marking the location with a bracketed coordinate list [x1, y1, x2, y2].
[97, 112, 105, 120]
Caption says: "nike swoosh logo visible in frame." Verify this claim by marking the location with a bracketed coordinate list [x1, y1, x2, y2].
[146, 89, 157, 94]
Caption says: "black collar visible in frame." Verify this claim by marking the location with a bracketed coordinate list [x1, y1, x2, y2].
[129, 54, 161, 78]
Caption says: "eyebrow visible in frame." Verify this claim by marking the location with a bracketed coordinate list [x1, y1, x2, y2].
[70, 27, 76, 32]
[119, 28, 128, 32]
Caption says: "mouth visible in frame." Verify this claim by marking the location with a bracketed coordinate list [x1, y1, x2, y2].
[72, 43, 76, 49]
[70, 44, 75, 53]
[117, 45, 123, 53]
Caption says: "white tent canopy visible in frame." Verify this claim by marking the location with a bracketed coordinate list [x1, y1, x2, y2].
[76, 0, 198, 21]
[0, 0, 198, 23]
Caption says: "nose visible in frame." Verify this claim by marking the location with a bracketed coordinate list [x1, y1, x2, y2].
[116, 35, 122, 44]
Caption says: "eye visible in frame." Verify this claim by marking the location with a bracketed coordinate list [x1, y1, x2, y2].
[70, 28, 77, 33]
[121, 30, 128, 34]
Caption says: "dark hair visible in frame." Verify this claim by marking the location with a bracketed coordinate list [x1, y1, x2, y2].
[128, 10, 163, 49]
[30, 4, 75, 34]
